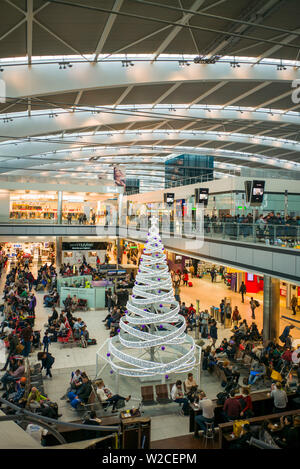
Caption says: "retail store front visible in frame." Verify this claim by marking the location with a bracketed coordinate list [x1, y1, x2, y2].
[9, 191, 117, 224]
[0, 241, 55, 263]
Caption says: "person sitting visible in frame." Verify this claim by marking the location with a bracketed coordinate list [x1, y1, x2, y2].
[63, 294, 72, 310]
[82, 410, 102, 439]
[95, 379, 131, 413]
[7, 378, 27, 406]
[248, 359, 266, 386]
[230, 423, 253, 449]
[26, 386, 49, 411]
[193, 391, 215, 438]
[57, 320, 68, 337]
[61, 369, 83, 400]
[106, 309, 121, 330]
[225, 339, 237, 361]
[219, 360, 240, 386]
[0, 358, 25, 391]
[48, 306, 58, 326]
[43, 289, 58, 307]
[184, 373, 198, 400]
[171, 380, 189, 416]
[215, 338, 229, 358]
[67, 374, 92, 409]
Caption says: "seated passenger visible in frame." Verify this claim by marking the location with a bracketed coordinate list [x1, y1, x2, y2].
[184, 373, 198, 396]
[0, 358, 25, 391]
[248, 359, 266, 386]
[67, 374, 92, 409]
[171, 380, 189, 416]
[26, 386, 49, 411]
[95, 379, 131, 413]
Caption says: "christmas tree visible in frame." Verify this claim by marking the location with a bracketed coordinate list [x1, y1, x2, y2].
[107, 216, 196, 378]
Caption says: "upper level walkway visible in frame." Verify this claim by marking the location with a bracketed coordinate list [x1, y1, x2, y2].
[0, 221, 299, 283]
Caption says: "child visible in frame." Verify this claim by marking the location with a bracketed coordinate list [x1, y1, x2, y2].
[42, 331, 51, 353]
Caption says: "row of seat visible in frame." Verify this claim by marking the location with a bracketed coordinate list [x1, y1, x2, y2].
[141, 384, 176, 406]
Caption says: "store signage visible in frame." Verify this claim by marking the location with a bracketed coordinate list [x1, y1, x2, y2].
[62, 242, 107, 251]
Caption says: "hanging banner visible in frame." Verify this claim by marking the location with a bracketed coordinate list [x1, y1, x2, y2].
[113, 165, 126, 188]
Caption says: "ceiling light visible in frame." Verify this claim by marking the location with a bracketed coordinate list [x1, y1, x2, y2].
[178, 60, 190, 67]
[122, 60, 134, 67]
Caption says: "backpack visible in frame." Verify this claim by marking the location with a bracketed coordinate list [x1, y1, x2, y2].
[216, 392, 228, 405]
[255, 300, 260, 307]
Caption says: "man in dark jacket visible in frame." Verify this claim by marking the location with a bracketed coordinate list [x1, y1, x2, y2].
[37, 351, 55, 378]
[239, 281, 247, 303]
[67, 375, 92, 408]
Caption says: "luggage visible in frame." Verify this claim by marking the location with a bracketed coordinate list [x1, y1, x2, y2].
[188, 282, 193, 287]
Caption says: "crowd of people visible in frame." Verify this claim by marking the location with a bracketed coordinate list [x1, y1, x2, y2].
[203, 212, 300, 245]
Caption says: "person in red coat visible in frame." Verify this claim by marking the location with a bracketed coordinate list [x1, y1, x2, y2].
[183, 272, 189, 286]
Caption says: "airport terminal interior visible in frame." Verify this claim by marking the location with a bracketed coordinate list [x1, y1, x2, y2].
[0, 0, 300, 452]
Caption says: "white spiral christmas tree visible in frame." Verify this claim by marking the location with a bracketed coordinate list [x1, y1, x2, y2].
[106, 216, 196, 378]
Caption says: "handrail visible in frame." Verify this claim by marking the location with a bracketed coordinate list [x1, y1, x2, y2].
[0, 397, 120, 433]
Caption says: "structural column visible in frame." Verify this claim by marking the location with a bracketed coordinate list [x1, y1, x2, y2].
[56, 236, 62, 270]
[263, 275, 280, 345]
[57, 190, 63, 224]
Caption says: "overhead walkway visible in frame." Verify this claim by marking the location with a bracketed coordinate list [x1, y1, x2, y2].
[0, 222, 299, 283]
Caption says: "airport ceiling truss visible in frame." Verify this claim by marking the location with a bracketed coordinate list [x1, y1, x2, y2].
[0, 0, 300, 190]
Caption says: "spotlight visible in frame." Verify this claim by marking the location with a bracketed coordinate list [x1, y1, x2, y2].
[277, 64, 287, 70]
[178, 60, 190, 67]
[59, 61, 72, 69]
[230, 62, 240, 68]
[122, 60, 134, 67]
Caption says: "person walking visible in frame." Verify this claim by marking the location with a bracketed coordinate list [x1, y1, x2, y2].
[250, 297, 259, 320]
[37, 351, 55, 378]
[232, 306, 241, 327]
[210, 268, 216, 283]
[279, 324, 295, 346]
[239, 281, 247, 303]
[209, 320, 218, 348]
[174, 283, 181, 303]
[291, 295, 298, 316]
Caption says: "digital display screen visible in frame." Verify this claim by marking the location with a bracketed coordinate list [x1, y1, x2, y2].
[251, 180, 265, 205]
[247, 273, 254, 281]
[164, 193, 175, 205]
[195, 188, 209, 206]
